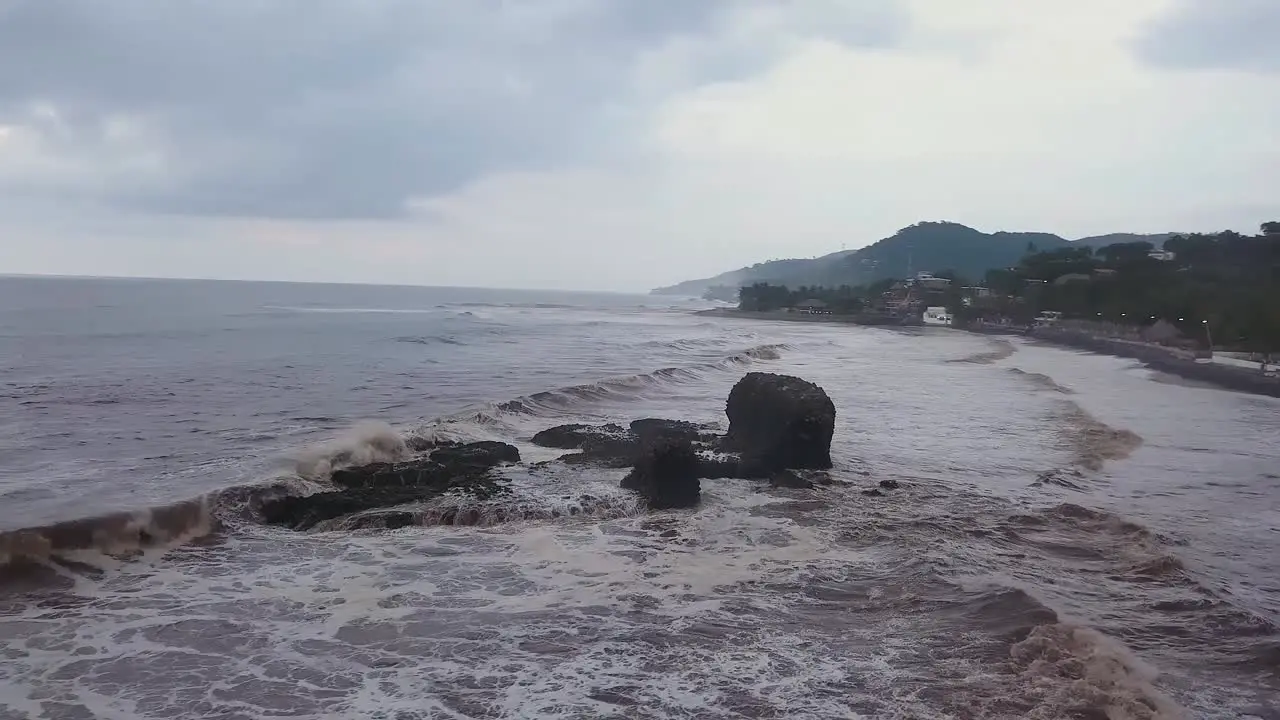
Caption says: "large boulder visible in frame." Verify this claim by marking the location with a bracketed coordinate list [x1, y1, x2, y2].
[723, 373, 835, 470]
[620, 440, 702, 509]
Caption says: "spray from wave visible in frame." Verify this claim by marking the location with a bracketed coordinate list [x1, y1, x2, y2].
[293, 420, 409, 481]
[0, 343, 791, 570]
[1010, 623, 1186, 719]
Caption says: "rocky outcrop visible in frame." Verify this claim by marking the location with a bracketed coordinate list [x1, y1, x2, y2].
[532, 423, 641, 466]
[723, 373, 835, 470]
[261, 441, 519, 530]
[621, 440, 702, 509]
[532, 419, 718, 467]
[265, 372, 842, 532]
[531, 423, 628, 450]
[629, 418, 717, 445]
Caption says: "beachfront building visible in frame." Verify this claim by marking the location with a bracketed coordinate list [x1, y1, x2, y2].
[795, 299, 831, 315]
[913, 272, 952, 291]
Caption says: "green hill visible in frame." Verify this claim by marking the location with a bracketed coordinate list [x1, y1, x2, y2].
[651, 222, 1172, 297]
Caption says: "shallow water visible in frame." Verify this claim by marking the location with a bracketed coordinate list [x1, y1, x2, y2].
[1, 277, 1278, 719]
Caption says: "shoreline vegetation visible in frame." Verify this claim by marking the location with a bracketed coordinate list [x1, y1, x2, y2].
[693, 223, 1280, 398]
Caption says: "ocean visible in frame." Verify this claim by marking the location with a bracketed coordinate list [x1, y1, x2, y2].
[1, 275, 1277, 719]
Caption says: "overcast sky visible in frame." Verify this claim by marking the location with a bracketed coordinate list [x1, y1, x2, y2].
[1, 0, 1276, 291]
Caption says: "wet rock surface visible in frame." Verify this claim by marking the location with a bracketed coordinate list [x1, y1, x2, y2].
[621, 441, 702, 510]
[261, 442, 519, 530]
[264, 374, 838, 529]
[723, 372, 836, 471]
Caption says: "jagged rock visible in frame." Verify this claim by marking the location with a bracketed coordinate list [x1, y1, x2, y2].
[429, 441, 520, 469]
[879, 479, 900, 490]
[723, 373, 835, 471]
[260, 476, 511, 531]
[535, 420, 717, 467]
[558, 452, 635, 469]
[621, 440, 701, 509]
[629, 418, 717, 445]
[532, 423, 644, 465]
[329, 441, 519, 490]
[263, 441, 519, 530]
[330, 458, 447, 490]
[861, 488, 883, 497]
[531, 423, 627, 450]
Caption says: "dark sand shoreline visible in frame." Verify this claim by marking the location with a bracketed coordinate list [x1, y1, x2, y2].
[697, 308, 1280, 398]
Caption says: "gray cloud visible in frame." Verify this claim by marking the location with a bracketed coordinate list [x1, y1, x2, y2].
[0, 0, 905, 220]
[1134, 0, 1280, 73]
[0, 0, 725, 218]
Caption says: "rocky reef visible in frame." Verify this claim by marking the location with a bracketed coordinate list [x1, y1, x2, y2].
[261, 373, 837, 530]
[261, 441, 519, 530]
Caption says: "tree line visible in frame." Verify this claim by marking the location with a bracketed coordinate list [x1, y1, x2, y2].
[975, 223, 1280, 352]
[736, 223, 1280, 353]
[738, 283, 870, 313]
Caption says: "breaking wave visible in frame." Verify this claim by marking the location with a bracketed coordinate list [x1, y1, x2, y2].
[0, 343, 790, 570]
[948, 338, 1017, 364]
[1009, 623, 1186, 719]
[1057, 401, 1144, 471]
[1008, 367, 1074, 393]
[447, 343, 788, 421]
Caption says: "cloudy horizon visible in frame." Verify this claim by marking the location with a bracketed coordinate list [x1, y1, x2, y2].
[1, 0, 1277, 292]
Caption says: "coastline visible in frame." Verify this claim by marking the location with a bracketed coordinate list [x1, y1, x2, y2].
[694, 307, 920, 326]
[695, 308, 864, 324]
[697, 308, 1280, 398]
[1025, 327, 1280, 398]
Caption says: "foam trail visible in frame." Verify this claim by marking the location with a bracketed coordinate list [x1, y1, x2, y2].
[1058, 401, 1144, 471]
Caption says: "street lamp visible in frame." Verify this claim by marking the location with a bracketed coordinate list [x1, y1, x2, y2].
[1202, 319, 1213, 356]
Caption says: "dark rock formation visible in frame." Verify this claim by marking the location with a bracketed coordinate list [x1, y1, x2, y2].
[723, 372, 835, 470]
[259, 476, 512, 531]
[629, 418, 717, 445]
[621, 440, 701, 509]
[262, 441, 519, 530]
[558, 452, 635, 469]
[429, 441, 520, 470]
[879, 479, 900, 490]
[533, 420, 718, 468]
[328, 441, 519, 490]
[532, 423, 643, 465]
[531, 423, 627, 450]
[861, 488, 883, 497]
